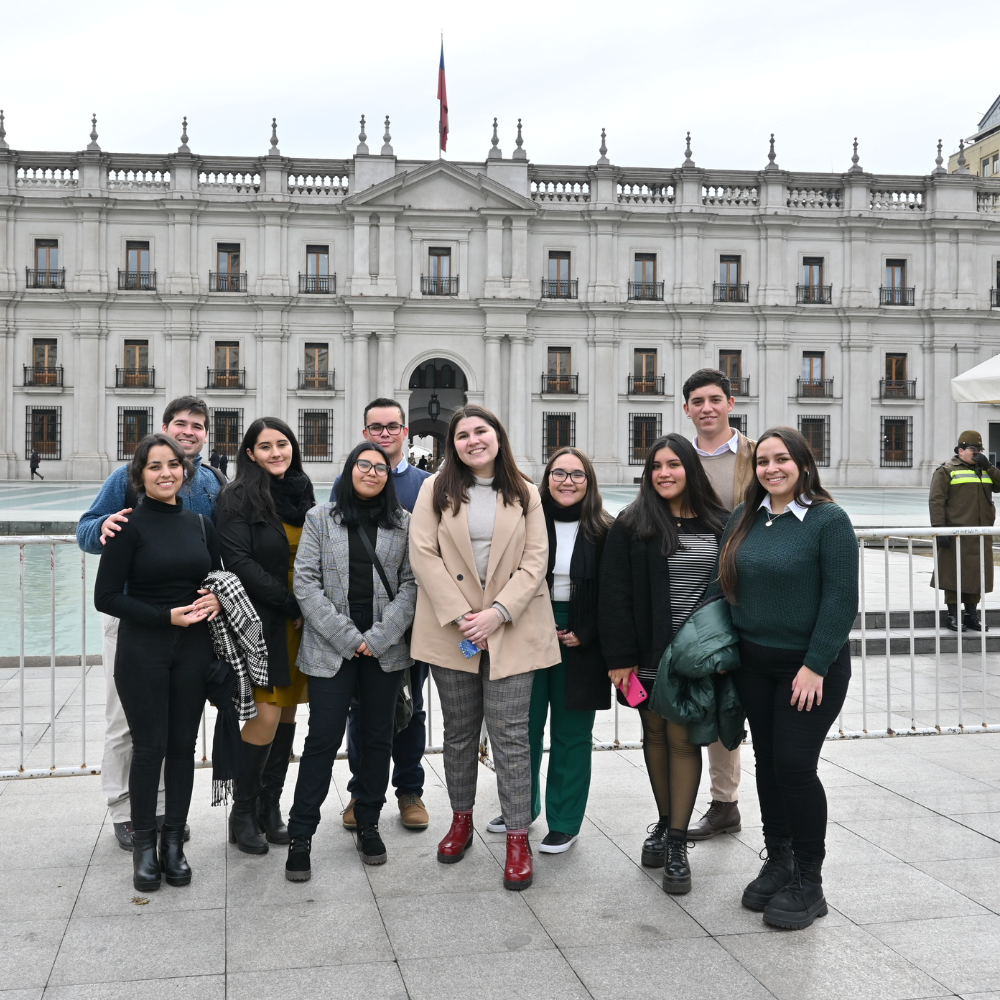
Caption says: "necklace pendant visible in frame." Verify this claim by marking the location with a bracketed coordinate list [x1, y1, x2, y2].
[765, 517, 774, 527]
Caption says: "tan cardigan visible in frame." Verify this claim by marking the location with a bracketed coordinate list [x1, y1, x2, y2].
[734, 431, 757, 506]
[408, 475, 561, 678]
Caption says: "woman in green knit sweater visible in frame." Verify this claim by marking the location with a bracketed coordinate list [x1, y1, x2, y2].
[718, 426, 858, 930]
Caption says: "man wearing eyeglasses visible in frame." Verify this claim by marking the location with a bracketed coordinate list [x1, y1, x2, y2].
[331, 398, 431, 831]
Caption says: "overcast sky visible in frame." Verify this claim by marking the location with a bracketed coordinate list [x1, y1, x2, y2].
[1, 0, 995, 176]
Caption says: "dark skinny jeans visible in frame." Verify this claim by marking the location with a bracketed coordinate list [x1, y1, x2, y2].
[733, 639, 851, 867]
[114, 619, 211, 832]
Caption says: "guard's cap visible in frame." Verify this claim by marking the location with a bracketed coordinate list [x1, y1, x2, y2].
[958, 430, 984, 449]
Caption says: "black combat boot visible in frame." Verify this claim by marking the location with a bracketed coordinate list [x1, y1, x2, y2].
[742, 838, 794, 910]
[641, 817, 670, 868]
[762, 857, 828, 930]
[661, 834, 692, 895]
[964, 606, 988, 632]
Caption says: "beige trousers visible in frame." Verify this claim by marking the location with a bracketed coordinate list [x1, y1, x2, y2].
[707, 739, 741, 802]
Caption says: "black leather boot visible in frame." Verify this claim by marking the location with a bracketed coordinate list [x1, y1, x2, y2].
[132, 828, 161, 892]
[688, 800, 741, 840]
[945, 604, 966, 632]
[661, 835, 692, 895]
[356, 822, 388, 865]
[258, 721, 295, 845]
[763, 857, 828, 929]
[159, 823, 192, 887]
[964, 607, 988, 632]
[641, 817, 670, 868]
[742, 838, 794, 911]
[229, 741, 271, 855]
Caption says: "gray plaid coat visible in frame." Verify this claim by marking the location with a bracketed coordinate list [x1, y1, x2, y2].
[293, 502, 416, 677]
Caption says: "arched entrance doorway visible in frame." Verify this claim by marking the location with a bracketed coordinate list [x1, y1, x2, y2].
[407, 358, 469, 465]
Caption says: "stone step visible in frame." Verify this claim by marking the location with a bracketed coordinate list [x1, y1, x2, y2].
[848, 628, 1000, 656]
[852, 609, 1000, 629]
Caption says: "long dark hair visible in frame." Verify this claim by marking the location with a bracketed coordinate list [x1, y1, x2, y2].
[718, 425, 834, 603]
[617, 433, 728, 556]
[432, 405, 532, 516]
[129, 433, 194, 494]
[333, 441, 404, 529]
[223, 417, 305, 523]
[540, 447, 612, 543]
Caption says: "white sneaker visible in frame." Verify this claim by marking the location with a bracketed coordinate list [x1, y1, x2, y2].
[539, 831, 578, 854]
[485, 815, 506, 833]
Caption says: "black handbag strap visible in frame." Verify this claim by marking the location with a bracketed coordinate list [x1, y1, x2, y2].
[355, 525, 394, 602]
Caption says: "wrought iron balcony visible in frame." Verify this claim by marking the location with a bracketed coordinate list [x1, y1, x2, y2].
[118, 270, 156, 291]
[796, 284, 832, 304]
[628, 375, 665, 395]
[713, 282, 749, 303]
[26, 268, 65, 289]
[880, 286, 915, 306]
[23, 366, 63, 387]
[298, 369, 334, 390]
[628, 281, 664, 301]
[209, 271, 248, 292]
[541, 278, 578, 299]
[116, 367, 155, 388]
[880, 379, 916, 399]
[421, 275, 459, 296]
[991, 288, 1000, 308]
[541, 373, 579, 394]
[299, 273, 336, 294]
[797, 378, 834, 398]
[731, 377, 751, 397]
[207, 368, 246, 390]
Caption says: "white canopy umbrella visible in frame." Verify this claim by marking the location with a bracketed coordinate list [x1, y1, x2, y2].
[951, 354, 1000, 404]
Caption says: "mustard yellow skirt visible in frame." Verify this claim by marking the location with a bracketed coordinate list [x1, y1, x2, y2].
[254, 615, 309, 707]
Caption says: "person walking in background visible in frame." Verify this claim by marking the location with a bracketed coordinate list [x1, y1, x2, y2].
[409, 405, 559, 891]
[599, 433, 729, 894]
[77, 396, 226, 851]
[216, 418, 316, 854]
[219, 452, 229, 478]
[93, 434, 223, 892]
[331, 398, 431, 832]
[929, 430, 1000, 632]
[209, 449, 221, 470]
[682, 367, 754, 841]
[30, 449, 44, 480]
[718, 426, 858, 929]
[284, 442, 416, 880]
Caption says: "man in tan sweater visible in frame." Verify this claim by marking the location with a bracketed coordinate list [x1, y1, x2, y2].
[683, 368, 755, 839]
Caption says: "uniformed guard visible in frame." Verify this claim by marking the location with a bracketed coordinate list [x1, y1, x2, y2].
[929, 430, 1000, 632]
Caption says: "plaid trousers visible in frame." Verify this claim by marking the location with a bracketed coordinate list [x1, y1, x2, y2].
[431, 655, 534, 830]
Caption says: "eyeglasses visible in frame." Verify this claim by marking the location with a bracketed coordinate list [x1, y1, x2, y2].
[550, 469, 588, 484]
[365, 423, 404, 436]
[356, 459, 390, 476]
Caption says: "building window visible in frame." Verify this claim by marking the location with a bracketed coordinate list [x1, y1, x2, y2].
[543, 413, 575, 460]
[729, 414, 747, 436]
[802, 257, 823, 287]
[33, 337, 57, 370]
[802, 351, 824, 381]
[212, 243, 245, 291]
[797, 256, 831, 304]
[26, 406, 61, 460]
[299, 409, 333, 461]
[543, 347, 576, 393]
[715, 255, 747, 302]
[881, 258, 913, 305]
[984, 157, 993, 177]
[720, 349, 741, 381]
[719, 255, 741, 285]
[301, 343, 331, 390]
[629, 413, 662, 465]
[629, 253, 662, 300]
[630, 348, 662, 393]
[118, 340, 152, 388]
[799, 415, 830, 467]
[119, 240, 154, 290]
[118, 406, 154, 461]
[885, 259, 906, 289]
[543, 251, 576, 298]
[423, 247, 457, 294]
[886, 352, 907, 380]
[209, 408, 243, 460]
[881, 416, 912, 468]
[28, 239, 63, 288]
[301, 244, 333, 293]
[126, 240, 150, 272]
[211, 342, 242, 389]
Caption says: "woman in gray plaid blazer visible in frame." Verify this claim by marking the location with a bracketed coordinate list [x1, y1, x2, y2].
[283, 442, 416, 881]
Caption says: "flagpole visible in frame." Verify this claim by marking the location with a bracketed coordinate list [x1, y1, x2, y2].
[438, 31, 443, 160]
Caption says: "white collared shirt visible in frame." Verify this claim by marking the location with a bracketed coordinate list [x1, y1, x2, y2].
[758, 494, 812, 521]
[392, 455, 409, 476]
[693, 428, 739, 458]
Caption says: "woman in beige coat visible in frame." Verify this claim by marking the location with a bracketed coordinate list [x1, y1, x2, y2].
[409, 405, 560, 890]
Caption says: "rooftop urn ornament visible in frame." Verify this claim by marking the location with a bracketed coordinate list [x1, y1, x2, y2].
[269, 117, 280, 156]
[957, 138, 970, 174]
[381, 116, 393, 156]
[682, 131, 695, 167]
[178, 116, 190, 154]
[87, 113, 100, 152]
[932, 138, 945, 175]
[488, 117, 502, 159]
[356, 115, 369, 155]
[765, 132, 778, 170]
[848, 136, 862, 173]
[597, 128, 609, 165]
[0, 109, 6, 151]
[512, 117, 526, 160]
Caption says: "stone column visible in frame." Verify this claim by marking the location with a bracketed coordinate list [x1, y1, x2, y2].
[376, 332, 395, 398]
[350, 214, 370, 295]
[590, 332, 617, 468]
[70, 305, 108, 478]
[508, 333, 529, 465]
[257, 307, 287, 419]
[352, 331, 370, 427]
[484, 335, 502, 414]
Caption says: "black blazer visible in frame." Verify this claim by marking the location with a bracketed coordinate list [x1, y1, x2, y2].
[216, 487, 300, 688]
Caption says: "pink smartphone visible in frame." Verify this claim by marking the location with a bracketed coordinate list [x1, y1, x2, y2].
[619, 672, 648, 707]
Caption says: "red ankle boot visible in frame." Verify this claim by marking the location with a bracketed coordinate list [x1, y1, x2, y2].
[504, 830, 533, 890]
[437, 811, 474, 864]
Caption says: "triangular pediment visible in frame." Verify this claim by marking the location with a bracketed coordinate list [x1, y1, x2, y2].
[345, 160, 536, 213]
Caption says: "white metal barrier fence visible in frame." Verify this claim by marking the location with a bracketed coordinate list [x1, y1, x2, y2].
[1, 527, 997, 780]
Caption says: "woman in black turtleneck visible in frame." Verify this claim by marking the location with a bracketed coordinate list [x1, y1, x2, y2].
[215, 418, 316, 854]
[520, 447, 611, 854]
[95, 433, 222, 891]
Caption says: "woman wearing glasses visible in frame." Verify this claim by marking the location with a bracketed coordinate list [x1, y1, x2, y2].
[283, 442, 416, 880]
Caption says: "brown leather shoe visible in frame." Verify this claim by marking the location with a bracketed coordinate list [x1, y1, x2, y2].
[398, 794, 429, 830]
[687, 800, 741, 840]
[341, 798, 357, 830]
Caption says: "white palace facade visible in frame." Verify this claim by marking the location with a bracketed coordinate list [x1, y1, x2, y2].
[2, 115, 1000, 483]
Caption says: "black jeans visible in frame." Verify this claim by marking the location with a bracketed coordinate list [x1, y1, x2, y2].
[287, 605, 404, 835]
[733, 639, 851, 866]
[114, 619, 211, 832]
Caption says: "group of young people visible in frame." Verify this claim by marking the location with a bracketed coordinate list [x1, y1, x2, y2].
[80, 366, 858, 931]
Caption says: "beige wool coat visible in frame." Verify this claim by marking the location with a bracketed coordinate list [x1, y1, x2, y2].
[408, 475, 561, 678]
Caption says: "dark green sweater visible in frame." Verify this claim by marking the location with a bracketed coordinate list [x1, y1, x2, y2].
[721, 501, 858, 675]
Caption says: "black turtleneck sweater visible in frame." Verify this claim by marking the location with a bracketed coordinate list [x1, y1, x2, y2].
[94, 495, 222, 627]
[346, 497, 381, 606]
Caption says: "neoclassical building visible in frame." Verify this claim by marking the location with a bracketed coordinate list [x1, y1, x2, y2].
[2, 114, 1000, 483]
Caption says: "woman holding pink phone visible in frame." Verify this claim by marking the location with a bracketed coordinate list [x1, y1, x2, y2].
[598, 433, 728, 894]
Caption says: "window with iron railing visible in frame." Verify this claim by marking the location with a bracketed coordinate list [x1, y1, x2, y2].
[209, 408, 243, 459]
[629, 413, 662, 465]
[28, 240, 63, 288]
[119, 241, 154, 289]
[729, 413, 747, 436]
[799, 415, 830, 467]
[719, 350, 741, 383]
[544, 348, 576, 393]
[630, 254, 662, 300]
[543, 413, 575, 461]
[299, 409, 334, 461]
[303, 245, 331, 293]
[714, 257, 748, 303]
[544, 251, 576, 298]
[212, 243, 246, 291]
[881, 258, 913, 305]
[118, 339, 153, 387]
[26, 339, 61, 386]
[118, 407, 154, 460]
[797, 259, 831, 304]
[300, 343, 332, 389]
[209, 342, 244, 389]
[630, 349, 662, 393]
[881, 416, 913, 467]
[26, 405, 61, 460]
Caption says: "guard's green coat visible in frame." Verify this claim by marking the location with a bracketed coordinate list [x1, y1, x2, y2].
[928, 456, 1000, 595]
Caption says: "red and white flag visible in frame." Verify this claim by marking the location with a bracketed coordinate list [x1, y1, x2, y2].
[438, 39, 449, 153]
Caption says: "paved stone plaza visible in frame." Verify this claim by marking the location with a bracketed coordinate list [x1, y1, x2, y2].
[1, 730, 999, 999]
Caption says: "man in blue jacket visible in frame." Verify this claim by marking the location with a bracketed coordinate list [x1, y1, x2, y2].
[78, 395, 226, 849]
[332, 398, 431, 831]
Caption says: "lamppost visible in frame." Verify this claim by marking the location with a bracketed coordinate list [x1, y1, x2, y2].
[428, 391, 441, 423]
